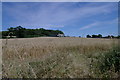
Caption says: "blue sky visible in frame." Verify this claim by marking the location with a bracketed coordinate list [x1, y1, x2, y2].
[2, 2, 118, 37]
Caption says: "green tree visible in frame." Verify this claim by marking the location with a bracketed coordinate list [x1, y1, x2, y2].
[86, 35, 91, 38]
[98, 34, 102, 38]
[6, 26, 64, 38]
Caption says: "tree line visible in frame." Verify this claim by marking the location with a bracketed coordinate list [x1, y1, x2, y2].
[1, 26, 119, 39]
[2, 26, 64, 38]
[86, 34, 120, 38]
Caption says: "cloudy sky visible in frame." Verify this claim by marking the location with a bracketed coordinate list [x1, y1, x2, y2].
[2, 2, 118, 37]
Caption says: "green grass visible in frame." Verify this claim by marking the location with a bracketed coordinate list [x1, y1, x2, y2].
[90, 46, 120, 78]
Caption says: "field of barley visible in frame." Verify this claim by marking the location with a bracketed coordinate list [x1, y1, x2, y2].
[2, 37, 119, 78]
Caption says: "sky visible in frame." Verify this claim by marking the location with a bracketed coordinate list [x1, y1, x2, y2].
[2, 2, 118, 37]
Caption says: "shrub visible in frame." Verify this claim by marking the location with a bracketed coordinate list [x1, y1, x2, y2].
[93, 46, 120, 78]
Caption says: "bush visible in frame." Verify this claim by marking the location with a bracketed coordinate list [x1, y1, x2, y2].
[101, 49, 119, 71]
[93, 46, 120, 78]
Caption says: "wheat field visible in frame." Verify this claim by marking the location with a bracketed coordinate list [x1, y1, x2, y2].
[2, 37, 119, 78]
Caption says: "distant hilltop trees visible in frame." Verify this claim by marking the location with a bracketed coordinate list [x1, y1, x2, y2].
[1, 26, 119, 39]
[2, 26, 64, 38]
[86, 34, 120, 39]
[86, 34, 102, 38]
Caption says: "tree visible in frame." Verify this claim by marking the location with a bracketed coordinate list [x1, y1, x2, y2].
[107, 35, 111, 38]
[86, 35, 91, 38]
[6, 26, 64, 38]
[15, 26, 26, 38]
[8, 27, 14, 32]
[117, 35, 120, 38]
[98, 34, 102, 38]
[7, 26, 26, 38]
[92, 35, 98, 38]
[111, 35, 114, 38]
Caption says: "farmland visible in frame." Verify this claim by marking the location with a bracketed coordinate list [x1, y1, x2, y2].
[2, 37, 119, 78]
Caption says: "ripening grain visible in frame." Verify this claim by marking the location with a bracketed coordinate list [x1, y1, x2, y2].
[2, 37, 118, 78]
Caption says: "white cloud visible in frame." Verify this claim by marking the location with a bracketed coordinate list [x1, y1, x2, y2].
[37, 24, 64, 29]
[3, 2, 117, 29]
[80, 18, 118, 30]
[80, 22, 99, 30]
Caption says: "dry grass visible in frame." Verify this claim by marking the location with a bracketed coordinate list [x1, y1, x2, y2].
[2, 37, 118, 78]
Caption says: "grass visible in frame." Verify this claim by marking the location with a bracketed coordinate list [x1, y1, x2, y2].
[2, 37, 119, 78]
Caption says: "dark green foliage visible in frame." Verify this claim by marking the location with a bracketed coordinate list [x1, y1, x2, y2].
[86, 35, 91, 38]
[87, 34, 118, 38]
[2, 26, 64, 38]
[92, 34, 102, 38]
[0, 32, 2, 39]
[91, 46, 120, 78]
[86, 34, 103, 38]
[98, 34, 102, 38]
[100, 47, 120, 73]
[14, 26, 26, 38]
[2, 31, 9, 38]
[118, 35, 120, 38]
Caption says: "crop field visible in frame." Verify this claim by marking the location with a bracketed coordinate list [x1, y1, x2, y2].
[2, 37, 119, 78]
